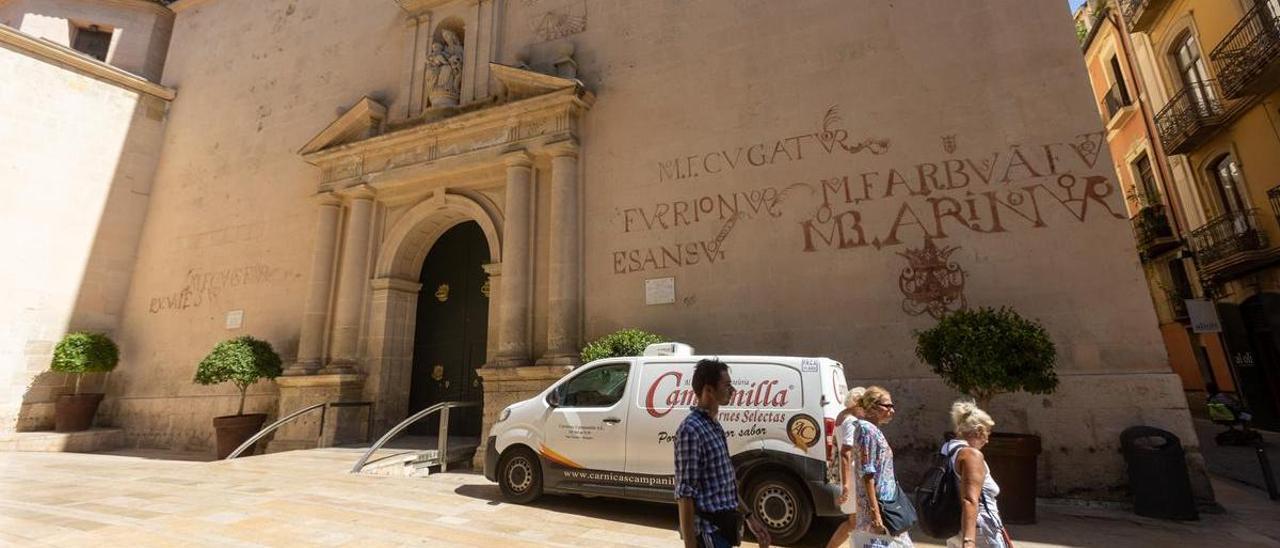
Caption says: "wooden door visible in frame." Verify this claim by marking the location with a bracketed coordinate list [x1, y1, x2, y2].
[408, 221, 489, 437]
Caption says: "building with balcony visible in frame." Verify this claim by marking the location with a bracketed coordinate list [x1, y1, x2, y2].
[1113, 0, 1280, 429]
[1077, 0, 1233, 414]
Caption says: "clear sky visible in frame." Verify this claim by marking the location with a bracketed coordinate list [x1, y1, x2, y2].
[1069, 0, 1087, 11]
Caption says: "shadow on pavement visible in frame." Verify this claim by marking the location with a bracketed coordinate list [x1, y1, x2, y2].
[453, 482, 845, 547]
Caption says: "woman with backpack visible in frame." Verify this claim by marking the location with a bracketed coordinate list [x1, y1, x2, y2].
[853, 386, 913, 546]
[942, 401, 1011, 548]
[825, 386, 866, 548]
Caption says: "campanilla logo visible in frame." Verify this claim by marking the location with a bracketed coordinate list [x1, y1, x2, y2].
[643, 371, 792, 418]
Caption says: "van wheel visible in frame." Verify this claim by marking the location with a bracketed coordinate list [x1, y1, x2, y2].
[498, 446, 542, 504]
[747, 472, 813, 546]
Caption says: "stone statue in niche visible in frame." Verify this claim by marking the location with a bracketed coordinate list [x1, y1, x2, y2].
[424, 29, 464, 109]
[551, 42, 578, 79]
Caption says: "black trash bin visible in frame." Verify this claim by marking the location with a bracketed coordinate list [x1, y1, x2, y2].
[1120, 426, 1198, 520]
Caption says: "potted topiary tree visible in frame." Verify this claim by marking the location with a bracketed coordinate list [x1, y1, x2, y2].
[915, 306, 1058, 524]
[580, 328, 665, 363]
[194, 336, 283, 459]
[50, 332, 119, 432]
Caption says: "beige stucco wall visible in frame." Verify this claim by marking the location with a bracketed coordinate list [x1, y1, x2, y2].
[105, 0, 407, 452]
[101, 0, 1199, 497]
[0, 29, 169, 432]
[0, 0, 173, 81]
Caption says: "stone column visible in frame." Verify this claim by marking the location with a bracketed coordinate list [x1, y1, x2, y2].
[493, 152, 534, 367]
[539, 140, 581, 366]
[285, 192, 342, 376]
[404, 13, 430, 118]
[326, 185, 376, 374]
[363, 276, 422, 432]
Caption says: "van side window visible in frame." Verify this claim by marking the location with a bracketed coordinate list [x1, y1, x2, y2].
[558, 363, 629, 407]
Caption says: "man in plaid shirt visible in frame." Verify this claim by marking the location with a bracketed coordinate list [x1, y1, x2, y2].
[675, 359, 770, 548]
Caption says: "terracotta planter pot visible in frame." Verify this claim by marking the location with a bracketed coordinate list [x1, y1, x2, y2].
[55, 393, 104, 432]
[983, 432, 1042, 525]
[213, 413, 267, 459]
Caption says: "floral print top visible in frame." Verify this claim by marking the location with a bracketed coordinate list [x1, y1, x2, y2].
[857, 420, 898, 501]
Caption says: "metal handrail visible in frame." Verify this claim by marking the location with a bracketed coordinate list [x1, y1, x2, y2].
[226, 403, 325, 460]
[349, 400, 481, 474]
[225, 400, 375, 460]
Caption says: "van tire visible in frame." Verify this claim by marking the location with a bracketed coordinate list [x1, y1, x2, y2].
[746, 471, 813, 546]
[497, 446, 542, 504]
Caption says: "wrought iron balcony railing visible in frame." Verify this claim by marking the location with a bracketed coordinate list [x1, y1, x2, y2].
[1120, 0, 1171, 32]
[1133, 204, 1179, 260]
[1101, 81, 1132, 122]
[1269, 184, 1280, 223]
[1211, 1, 1280, 99]
[1189, 208, 1269, 267]
[1154, 79, 1237, 154]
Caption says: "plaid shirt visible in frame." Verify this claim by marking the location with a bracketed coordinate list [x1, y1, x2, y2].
[674, 406, 739, 535]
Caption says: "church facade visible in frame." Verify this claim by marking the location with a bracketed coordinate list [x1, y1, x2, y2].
[1, 0, 1206, 500]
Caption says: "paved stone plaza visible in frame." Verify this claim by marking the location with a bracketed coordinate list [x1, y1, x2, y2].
[1, 448, 1277, 547]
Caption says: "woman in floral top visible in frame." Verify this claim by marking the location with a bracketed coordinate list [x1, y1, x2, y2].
[854, 386, 912, 546]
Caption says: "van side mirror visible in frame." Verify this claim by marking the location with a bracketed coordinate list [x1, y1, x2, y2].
[547, 388, 561, 408]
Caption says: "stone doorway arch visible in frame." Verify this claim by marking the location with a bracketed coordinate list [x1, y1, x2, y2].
[364, 191, 503, 432]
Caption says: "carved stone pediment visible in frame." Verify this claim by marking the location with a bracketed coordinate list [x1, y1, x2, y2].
[299, 82, 593, 200]
[393, 0, 456, 16]
[490, 63, 581, 102]
[299, 97, 387, 155]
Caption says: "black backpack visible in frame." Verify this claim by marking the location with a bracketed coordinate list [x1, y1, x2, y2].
[914, 445, 964, 538]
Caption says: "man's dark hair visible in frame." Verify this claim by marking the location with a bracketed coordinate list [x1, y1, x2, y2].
[692, 358, 729, 395]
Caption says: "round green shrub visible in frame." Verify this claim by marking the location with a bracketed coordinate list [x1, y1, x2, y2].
[51, 332, 119, 394]
[194, 336, 283, 415]
[580, 328, 665, 363]
[914, 306, 1058, 405]
[51, 332, 119, 374]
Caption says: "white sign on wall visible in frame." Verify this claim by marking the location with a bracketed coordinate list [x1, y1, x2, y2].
[645, 277, 675, 305]
[225, 309, 244, 330]
[1186, 299, 1221, 333]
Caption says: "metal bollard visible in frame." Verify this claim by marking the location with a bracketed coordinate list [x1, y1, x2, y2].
[1257, 443, 1279, 501]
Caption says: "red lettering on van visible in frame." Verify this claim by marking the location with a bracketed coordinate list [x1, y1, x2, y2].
[646, 371, 685, 418]
[645, 371, 791, 418]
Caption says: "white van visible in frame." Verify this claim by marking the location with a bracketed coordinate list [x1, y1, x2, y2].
[483, 343, 849, 544]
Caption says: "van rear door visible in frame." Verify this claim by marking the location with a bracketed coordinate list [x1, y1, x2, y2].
[822, 360, 847, 484]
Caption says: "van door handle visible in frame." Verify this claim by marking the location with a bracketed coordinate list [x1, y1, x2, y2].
[602, 418, 621, 424]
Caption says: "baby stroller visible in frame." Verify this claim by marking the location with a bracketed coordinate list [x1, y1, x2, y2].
[1206, 383, 1263, 447]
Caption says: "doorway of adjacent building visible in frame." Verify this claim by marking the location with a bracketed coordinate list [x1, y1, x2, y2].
[408, 221, 489, 437]
[1238, 294, 1280, 431]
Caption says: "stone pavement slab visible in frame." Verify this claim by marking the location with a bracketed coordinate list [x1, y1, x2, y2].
[0, 448, 1277, 547]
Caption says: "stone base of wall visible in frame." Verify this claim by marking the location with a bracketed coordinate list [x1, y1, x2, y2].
[103, 393, 279, 455]
[14, 402, 54, 432]
[474, 364, 574, 468]
[868, 371, 1211, 502]
[0, 427, 123, 453]
[266, 373, 367, 453]
[91, 369, 1204, 502]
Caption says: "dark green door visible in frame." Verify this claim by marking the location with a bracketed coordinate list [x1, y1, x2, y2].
[409, 221, 489, 437]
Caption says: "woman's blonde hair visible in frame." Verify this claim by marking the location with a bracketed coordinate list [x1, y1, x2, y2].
[857, 386, 891, 412]
[845, 386, 866, 409]
[950, 400, 994, 436]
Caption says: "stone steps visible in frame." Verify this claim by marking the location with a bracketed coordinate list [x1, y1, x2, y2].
[357, 446, 477, 478]
[0, 427, 123, 453]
